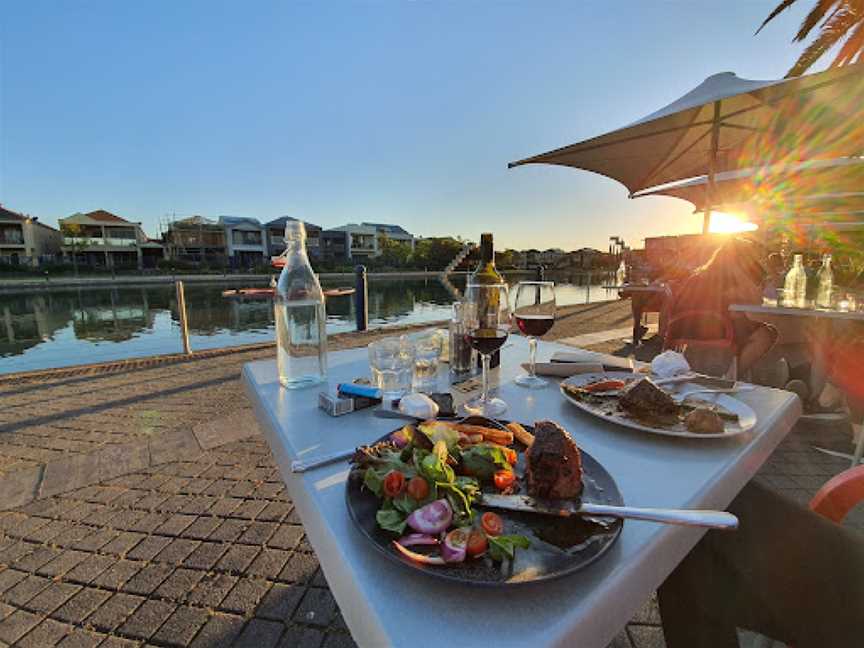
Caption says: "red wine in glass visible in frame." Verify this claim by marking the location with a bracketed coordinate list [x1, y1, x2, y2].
[515, 315, 554, 337]
[467, 328, 509, 355]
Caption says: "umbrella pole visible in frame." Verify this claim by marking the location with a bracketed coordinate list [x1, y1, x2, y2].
[704, 100, 721, 234]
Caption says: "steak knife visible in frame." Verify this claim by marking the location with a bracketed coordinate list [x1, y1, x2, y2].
[479, 494, 738, 530]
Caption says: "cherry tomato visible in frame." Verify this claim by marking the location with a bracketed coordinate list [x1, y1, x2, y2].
[406, 476, 430, 501]
[481, 512, 504, 536]
[466, 529, 488, 557]
[383, 470, 406, 498]
[493, 470, 516, 490]
[503, 448, 518, 465]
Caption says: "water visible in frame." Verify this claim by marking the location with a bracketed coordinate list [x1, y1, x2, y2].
[275, 300, 327, 388]
[371, 367, 412, 397]
[0, 272, 616, 374]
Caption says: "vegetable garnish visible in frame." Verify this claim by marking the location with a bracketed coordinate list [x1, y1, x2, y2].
[466, 529, 488, 557]
[583, 379, 627, 393]
[493, 470, 516, 491]
[383, 471, 406, 498]
[406, 476, 430, 501]
[393, 540, 445, 566]
[442, 528, 469, 563]
[488, 535, 531, 561]
[481, 512, 504, 537]
[406, 499, 453, 535]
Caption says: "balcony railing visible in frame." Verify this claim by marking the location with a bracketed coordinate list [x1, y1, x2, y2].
[0, 235, 25, 245]
[64, 237, 138, 248]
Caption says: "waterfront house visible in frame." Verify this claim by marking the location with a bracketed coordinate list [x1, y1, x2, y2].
[264, 217, 322, 259]
[0, 206, 62, 266]
[163, 215, 228, 266]
[59, 210, 150, 269]
[220, 216, 268, 268]
[322, 222, 415, 261]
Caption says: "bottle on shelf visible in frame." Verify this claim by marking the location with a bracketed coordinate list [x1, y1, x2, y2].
[816, 254, 834, 309]
[616, 259, 627, 286]
[783, 254, 807, 308]
[274, 221, 328, 388]
[470, 233, 506, 369]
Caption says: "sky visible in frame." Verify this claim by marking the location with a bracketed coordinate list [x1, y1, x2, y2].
[0, 1, 813, 251]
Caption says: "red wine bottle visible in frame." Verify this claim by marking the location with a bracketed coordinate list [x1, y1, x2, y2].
[470, 233, 504, 368]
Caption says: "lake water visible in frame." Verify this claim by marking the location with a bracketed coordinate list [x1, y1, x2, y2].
[0, 273, 616, 374]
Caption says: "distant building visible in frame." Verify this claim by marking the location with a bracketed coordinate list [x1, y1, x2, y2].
[0, 206, 62, 266]
[322, 222, 415, 261]
[264, 217, 322, 259]
[219, 216, 267, 268]
[553, 248, 612, 270]
[163, 216, 228, 265]
[59, 210, 152, 269]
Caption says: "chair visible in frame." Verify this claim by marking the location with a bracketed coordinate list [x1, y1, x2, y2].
[755, 465, 864, 648]
[663, 309, 738, 380]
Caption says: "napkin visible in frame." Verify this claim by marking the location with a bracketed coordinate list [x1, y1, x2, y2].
[523, 362, 604, 377]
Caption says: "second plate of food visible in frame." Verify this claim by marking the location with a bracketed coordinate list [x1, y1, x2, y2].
[560, 372, 757, 439]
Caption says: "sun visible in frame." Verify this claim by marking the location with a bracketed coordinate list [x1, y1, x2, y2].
[708, 211, 758, 234]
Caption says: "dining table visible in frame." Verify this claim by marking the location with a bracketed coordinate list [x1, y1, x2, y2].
[242, 336, 801, 648]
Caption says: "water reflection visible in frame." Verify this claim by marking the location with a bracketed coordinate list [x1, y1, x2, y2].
[0, 273, 614, 374]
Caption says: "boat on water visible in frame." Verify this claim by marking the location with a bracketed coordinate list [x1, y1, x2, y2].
[222, 287, 355, 300]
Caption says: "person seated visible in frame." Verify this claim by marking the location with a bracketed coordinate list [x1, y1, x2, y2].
[625, 252, 689, 345]
[667, 237, 777, 376]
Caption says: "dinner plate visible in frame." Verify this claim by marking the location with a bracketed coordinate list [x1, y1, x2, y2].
[560, 372, 757, 439]
[345, 421, 623, 587]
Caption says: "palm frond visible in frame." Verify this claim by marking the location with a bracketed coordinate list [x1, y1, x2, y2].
[788, 8, 859, 74]
[833, 18, 864, 63]
[756, 0, 801, 34]
[795, 0, 842, 41]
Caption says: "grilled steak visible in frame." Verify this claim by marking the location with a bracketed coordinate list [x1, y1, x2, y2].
[525, 420, 583, 499]
[618, 378, 678, 420]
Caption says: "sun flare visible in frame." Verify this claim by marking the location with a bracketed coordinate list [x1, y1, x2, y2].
[708, 211, 758, 234]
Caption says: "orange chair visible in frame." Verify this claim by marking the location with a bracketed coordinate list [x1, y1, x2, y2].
[663, 310, 738, 379]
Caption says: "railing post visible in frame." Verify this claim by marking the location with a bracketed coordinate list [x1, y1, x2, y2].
[175, 280, 192, 355]
[586, 271, 592, 303]
[355, 265, 368, 331]
[535, 264, 544, 305]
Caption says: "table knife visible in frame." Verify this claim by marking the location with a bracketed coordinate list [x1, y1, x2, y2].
[478, 494, 738, 530]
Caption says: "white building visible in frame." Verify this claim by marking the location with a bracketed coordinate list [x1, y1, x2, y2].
[219, 216, 268, 268]
[323, 222, 415, 261]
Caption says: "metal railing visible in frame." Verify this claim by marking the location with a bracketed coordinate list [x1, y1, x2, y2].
[63, 237, 138, 248]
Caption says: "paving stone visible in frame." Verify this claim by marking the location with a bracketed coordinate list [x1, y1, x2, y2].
[36, 549, 90, 578]
[630, 593, 662, 625]
[84, 592, 144, 632]
[256, 583, 304, 620]
[257, 502, 291, 523]
[153, 567, 205, 603]
[1, 575, 51, 606]
[0, 541, 36, 565]
[183, 541, 227, 570]
[321, 632, 358, 648]
[121, 563, 174, 597]
[293, 588, 336, 628]
[22, 581, 81, 614]
[14, 617, 72, 647]
[70, 528, 118, 552]
[247, 548, 291, 579]
[208, 518, 247, 542]
[52, 587, 112, 624]
[277, 624, 325, 648]
[154, 538, 201, 565]
[126, 512, 170, 534]
[627, 624, 667, 648]
[64, 554, 116, 585]
[216, 544, 260, 574]
[99, 532, 146, 557]
[90, 560, 142, 591]
[126, 535, 172, 561]
[98, 635, 140, 647]
[149, 604, 210, 647]
[155, 513, 198, 536]
[268, 525, 303, 551]
[0, 569, 26, 595]
[189, 612, 245, 648]
[11, 546, 60, 572]
[235, 617, 284, 648]
[231, 500, 268, 520]
[278, 551, 320, 585]
[186, 572, 237, 608]
[219, 577, 272, 616]
[0, 608, 42, 644]
[180, 516, 222, 540]
[40, 453, 101, 498]
[56, 627, 105, 648]
[116, 598, 176, 640]
[607, 629, 634, 647]
[0, 601, 13, 621]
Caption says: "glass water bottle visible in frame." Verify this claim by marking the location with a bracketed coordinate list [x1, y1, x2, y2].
[274, 221, 328, 388]
[784, 254, 807, 308]
[816, 254, 834, 309]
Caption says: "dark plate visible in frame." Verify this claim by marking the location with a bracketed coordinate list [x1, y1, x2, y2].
[345, 419, 624, 587]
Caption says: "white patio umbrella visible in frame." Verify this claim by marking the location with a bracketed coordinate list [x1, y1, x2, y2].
[509, 63, 864, 232]
[631, 157, 864, 212]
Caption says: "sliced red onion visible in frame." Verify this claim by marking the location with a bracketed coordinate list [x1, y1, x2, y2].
[392, 540, 445, 566]
[441, 528, 469, 563]
[398, 533, 438, 547]
[406, 499, 452, 535]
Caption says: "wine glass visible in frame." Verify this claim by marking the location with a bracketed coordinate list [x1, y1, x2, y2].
[462, 282, 511, 417]
[513, 281, 556, 388]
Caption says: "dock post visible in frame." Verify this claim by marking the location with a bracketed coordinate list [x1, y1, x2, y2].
[175, 280, 192, 355]
[534, 265, 544, 304]
[355, 265, 368, 331]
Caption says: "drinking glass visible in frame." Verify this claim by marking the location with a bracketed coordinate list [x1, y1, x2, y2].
[513, 281, 556, 388]
[368, 337, 414, 398]
[462, 283, 511, 417]
[408, 330, 443, 392]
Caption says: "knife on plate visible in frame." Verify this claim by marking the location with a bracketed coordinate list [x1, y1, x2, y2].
[479, 493, 738, 530]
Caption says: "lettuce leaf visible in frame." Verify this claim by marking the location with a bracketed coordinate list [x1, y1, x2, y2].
[460, 445, 511, 480]
[376, 508, 407, 534]
[488, 535, 531, 561]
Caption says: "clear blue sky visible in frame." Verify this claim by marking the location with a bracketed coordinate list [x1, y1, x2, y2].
[1, 1, 811, 250]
